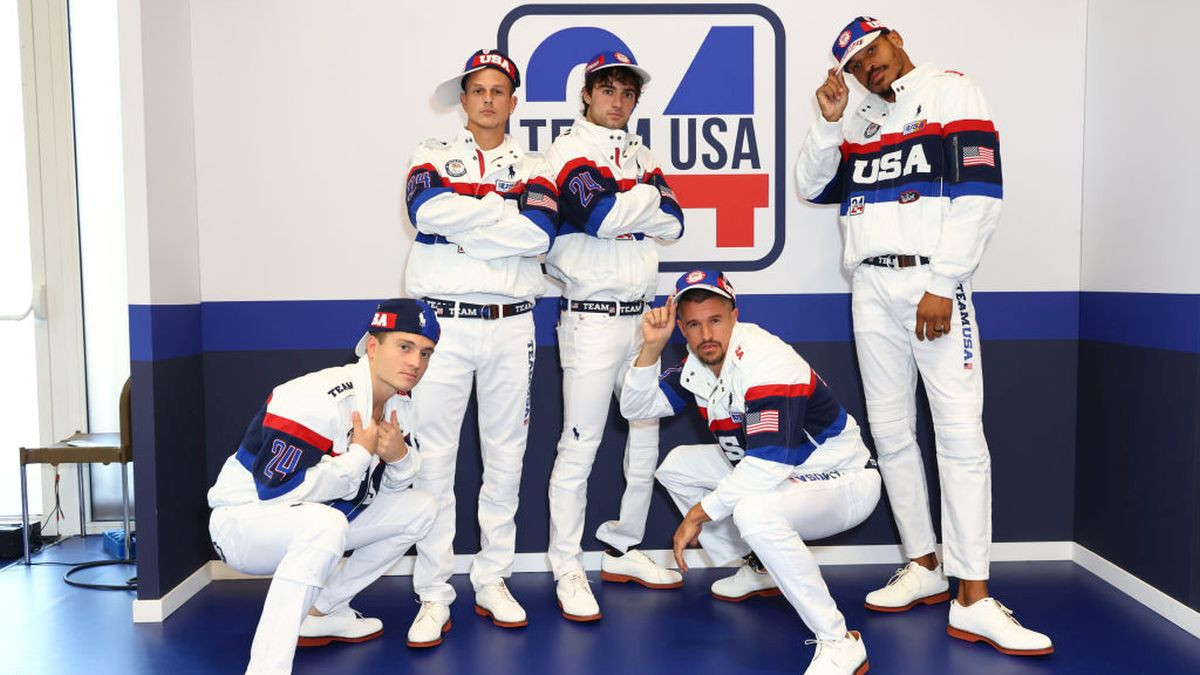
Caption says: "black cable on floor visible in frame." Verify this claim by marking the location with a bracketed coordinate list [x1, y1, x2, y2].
[63, 558, 137, 591]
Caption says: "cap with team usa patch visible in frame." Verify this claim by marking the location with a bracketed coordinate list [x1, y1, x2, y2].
[434, 49, 522, 107]
[832, 17, 889, 71]
[583, 50, 652, 85]
[354, 298, 441, 357]
[675, 270, 736, 307]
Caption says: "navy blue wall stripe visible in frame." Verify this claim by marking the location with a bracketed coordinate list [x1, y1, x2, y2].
[1080, 292, 1200, 353]
[128, 291, 1090, 360]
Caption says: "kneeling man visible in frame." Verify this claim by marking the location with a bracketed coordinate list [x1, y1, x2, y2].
[621, 271, 880, 675]
[208, 299, 442, 674]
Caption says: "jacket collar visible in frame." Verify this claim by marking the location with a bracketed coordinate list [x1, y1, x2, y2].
[679, 322, 752, 398]
[452, 128, 521, 172]
[855, 62, 938, 122]
[569, 116, 639, 154]
[351, 355, 409, 429]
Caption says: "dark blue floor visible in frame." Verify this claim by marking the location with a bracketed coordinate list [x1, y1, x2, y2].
[3, 537, 1199, 674]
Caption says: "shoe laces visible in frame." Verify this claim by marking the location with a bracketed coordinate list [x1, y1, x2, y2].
[990, 599, 1024, 627]
[625, 549, 655, 565]
[883, 565, 909, 587]
[491, 580, 517, 604]
[414, 600, 440, 619]
[563, 571, 592, 594]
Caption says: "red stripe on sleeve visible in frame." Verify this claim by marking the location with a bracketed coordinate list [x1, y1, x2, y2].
[555, 157, 614, 188]
[744, 372, 816, 402]
[709, 417, 740, 432]
[263, 413, 334, 454]
[943, 119, 996, 135]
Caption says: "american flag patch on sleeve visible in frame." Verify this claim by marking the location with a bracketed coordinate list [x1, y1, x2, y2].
[525, 191, 558, 213]
[961, 145, 995, 167]
[745, 410, 779, 435]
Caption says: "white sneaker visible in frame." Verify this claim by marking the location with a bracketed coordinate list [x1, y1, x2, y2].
[805, 630, 869, 675]
[556, 570, 601, 622]
[948, 598, 1054, 656]
[600, 549, 683, 589]
[474, 580, 528, 628]
[406, 601, 451, 648]
[297, 607, 383, 647]
[711, 563, 781, 602]
[864, 561, 950, 612]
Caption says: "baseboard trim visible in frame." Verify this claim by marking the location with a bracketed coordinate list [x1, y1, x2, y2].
[138, 539, 1200, 638]
[132, 562, 213, 623]
[1071, 543, 1200, 639]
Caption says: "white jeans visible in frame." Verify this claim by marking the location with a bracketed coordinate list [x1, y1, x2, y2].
[210, 488, 437, 674]
[547, 310, 660, 578]
[411, 313, 536, 602]
[656, 444, 880, 641]
[852, 264, 992, 580]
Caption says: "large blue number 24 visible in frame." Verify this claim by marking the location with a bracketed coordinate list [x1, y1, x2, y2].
[263, 439, 301, 480]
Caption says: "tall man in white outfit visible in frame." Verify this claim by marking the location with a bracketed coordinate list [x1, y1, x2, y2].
[622, 270, 880, 675]
[794, 17, 1052, 656]
[404, 49, 559, 643]
[543, 51, 685, 622]
[208, 299, 442, 674]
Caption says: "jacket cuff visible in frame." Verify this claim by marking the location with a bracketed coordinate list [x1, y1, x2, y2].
[926, 274, 960, 300]
[700, 492, 734, 522]
[810, 117, 844, 148]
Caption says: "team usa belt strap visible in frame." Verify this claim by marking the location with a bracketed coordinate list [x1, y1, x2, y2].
[423, 298, 534, 320]
[559, 298, 645, 316]
[861, 255, 931, 269]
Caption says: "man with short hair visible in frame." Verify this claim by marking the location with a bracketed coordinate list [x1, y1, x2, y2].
[621, 270, 881, 675]
[794, 16, 1052, 656]
[208, 299, 442, 675]
[543, 50, 685, 622]
[404, 48, 559, 642]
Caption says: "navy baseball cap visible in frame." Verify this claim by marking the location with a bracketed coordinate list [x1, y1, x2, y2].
[832, 17, 889, 71]
[675, 270, 736, 307]
[355, 298, 441, 357]
[583, 50, 651, 85]
[434, 49, 522, 107]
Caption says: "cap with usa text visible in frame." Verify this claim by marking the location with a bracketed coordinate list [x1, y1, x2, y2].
[354, 298, 440, 357]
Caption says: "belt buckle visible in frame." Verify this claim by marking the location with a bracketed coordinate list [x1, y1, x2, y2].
[887, 256, 899, 269]
[608, 303, 618, 317]
[483, 304, 501, 320]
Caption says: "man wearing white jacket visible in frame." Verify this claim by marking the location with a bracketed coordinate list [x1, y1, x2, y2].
[543, 50, 685, 622]
[208, 299, 442, 674]
[404, 48, 559, 642]
[794, 16, 1051, 657]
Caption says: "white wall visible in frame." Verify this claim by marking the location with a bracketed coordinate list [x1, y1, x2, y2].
[1082, 0, 1200, 293]
[173, 0, 1085, 304]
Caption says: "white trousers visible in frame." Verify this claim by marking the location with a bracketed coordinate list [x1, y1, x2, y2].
[209, 488, 437, 675]
[412, 313, 536, 602]
[852, 264, 992, 580]
[547, 311, 660, 578]
[656, 444, 880, 641]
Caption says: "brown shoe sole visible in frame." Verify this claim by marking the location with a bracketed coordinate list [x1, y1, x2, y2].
[297, 628, 383, 648]
[557, 600, 602, 622]
[864, 591, 951, 613]
[600, 571, 683, 589]
[474, 604, 529, 628]
[711, 587, 782, 602]
[946, 625, 1055, 656]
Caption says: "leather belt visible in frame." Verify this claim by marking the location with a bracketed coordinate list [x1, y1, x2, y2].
[559, 298, 645, 316]
[423, 298, 533, 320]
[861, 255, 930, 269]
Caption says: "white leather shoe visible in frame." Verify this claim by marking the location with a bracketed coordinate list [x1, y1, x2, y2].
[406, 601, 451, 648]
[556, 570, 601, 622]
[948, 597, 1054, 656]
[474, 580, 528, 628]
[864, 561, 950, 612]
[600, 549, 683, 589]
[297, 607, 383, 647]
[711, 563, 780, 602]
[805, 630, 869, 675]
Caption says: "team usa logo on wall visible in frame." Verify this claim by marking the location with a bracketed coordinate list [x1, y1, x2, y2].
[499, 3, 786, 271]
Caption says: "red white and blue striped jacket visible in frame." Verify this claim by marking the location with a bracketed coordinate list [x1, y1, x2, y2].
[621, 321, 869, 521]
[795, 63, 1002, 299]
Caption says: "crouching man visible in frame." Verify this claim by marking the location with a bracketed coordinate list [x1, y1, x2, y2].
[208, 299, 443, 674]
[621, 271, 881, 675]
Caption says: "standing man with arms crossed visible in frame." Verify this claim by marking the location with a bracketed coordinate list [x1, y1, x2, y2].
[544, 51, 685, 622]
[208, 299, 442, 674]
[403, 48, 559, 645]
[622, 271, 881, 675]
[795, 17, 1052, 656]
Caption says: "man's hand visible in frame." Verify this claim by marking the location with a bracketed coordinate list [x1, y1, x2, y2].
[915, 292, 953, 341]
[635, 294, 676, 367]
[375, 410, 410, 463]
[351, 411, 378, 455]
[672, 502, 711, 573]
[816, 67, 850, 123]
